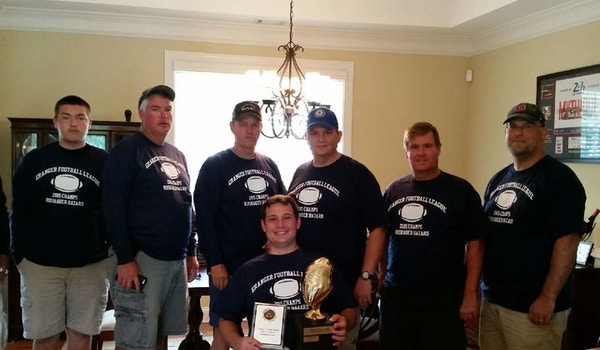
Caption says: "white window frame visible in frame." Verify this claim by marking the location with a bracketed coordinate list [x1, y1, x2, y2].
[163, 50, 354, 154]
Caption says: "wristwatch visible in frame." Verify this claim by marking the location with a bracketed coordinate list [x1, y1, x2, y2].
[360, 271, 376, 281]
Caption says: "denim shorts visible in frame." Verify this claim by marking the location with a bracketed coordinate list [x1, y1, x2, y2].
[18, 257, 111, 339]
[110, 251, 188, 350]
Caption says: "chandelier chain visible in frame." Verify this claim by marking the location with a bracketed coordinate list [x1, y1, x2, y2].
[289, 0, 294, 44]
[260, 0, 324, 140]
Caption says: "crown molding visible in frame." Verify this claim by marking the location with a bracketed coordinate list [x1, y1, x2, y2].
[0, 1, 598, 56]
[470, 0, 600, 55]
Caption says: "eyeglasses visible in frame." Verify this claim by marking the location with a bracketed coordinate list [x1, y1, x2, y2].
[505, 122, 539, 133]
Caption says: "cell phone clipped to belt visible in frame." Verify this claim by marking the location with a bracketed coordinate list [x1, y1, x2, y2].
[115, 274, 148, 291]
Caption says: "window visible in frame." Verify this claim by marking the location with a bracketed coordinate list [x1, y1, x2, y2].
[164, 51, 353, 187]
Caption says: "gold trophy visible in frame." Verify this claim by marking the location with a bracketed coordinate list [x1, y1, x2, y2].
[294, 257, 335, 350]
[303, 257, 333, 320]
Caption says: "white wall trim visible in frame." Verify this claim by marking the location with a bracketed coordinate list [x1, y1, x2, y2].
[2, 1, 599, 56]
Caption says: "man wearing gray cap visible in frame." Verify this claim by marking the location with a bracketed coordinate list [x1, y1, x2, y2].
[194, 100, 285, 350]
[480, 102, 586, 350]
[102, 85, 199, 350]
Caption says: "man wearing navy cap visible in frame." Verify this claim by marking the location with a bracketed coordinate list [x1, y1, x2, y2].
[287, 107, 389, 350]
[103, 85, 199, 350]
[480, 102, 586, 350]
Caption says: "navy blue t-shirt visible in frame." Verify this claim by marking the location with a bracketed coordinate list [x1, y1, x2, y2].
[102, 132, 195, 264]
[383, 171, 485, 307]
[214, 248, 356, 348]
[11, 142, 108, 267]
[482, 155, 586, 312]
[288, 155, 389, 286]
[194, 149, 285, 273]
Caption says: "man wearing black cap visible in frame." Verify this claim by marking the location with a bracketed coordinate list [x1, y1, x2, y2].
[480, 102, 586, 350]
[287, 107, 389, 350]
[194, 100, 285, 350]
[102, 85, 199, 350]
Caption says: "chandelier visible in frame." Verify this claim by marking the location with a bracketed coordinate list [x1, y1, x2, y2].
[260, 0, 327, 139]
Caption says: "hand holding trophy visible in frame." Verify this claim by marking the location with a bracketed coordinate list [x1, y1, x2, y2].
[294, 257, 336, 349]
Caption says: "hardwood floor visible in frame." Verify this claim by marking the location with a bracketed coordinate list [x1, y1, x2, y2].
[5, 323, 214, 350]
[5, 323, 480, 349]
[5, 336, 192, 350]
[5, 340, 33, 350]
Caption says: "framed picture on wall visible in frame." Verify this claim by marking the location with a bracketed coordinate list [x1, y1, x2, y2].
[536, 63, 600, 163]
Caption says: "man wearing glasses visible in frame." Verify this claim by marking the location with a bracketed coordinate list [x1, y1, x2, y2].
[480, 103, 586, 350]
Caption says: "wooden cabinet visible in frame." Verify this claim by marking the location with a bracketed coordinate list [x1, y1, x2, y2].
[9, 117, 140, 171]
[7, 117, 140, 341]
[562, 267, 600, 350]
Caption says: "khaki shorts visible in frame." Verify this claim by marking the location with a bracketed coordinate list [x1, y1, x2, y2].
[18, 257, 111, 339]
[479, 299, 569, 350]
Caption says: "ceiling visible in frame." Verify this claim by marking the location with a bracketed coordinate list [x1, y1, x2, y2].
[1, 0, 600, 55]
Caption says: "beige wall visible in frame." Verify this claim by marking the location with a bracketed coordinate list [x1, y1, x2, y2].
[0, 30, 470, 194]
[468, 20, 600, 248]
[1, 21, 599, 248]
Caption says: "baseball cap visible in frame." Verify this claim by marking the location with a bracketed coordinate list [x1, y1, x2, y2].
[138, 85, 175, 109]
[307, 107, 339, 130]
[232, 101, 262, 121]
[503, 102, 545, 126]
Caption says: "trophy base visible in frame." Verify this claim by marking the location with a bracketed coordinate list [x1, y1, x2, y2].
[292, 313, 335, 350]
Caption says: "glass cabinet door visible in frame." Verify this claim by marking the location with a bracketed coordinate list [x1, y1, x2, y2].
[13, 131, 39, 167]
[86, 132, 108, 150]
[14, 131, 58, 168]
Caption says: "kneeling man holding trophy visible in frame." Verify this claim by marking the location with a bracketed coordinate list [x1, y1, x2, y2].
[213, 194, 357, 349]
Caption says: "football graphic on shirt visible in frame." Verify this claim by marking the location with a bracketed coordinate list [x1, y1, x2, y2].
[496, 190, 517, 210]
[245, 176, 268, 194]
[297, 187, 321, 205]
[51, 174, 82, 193]
[160, 162, 180, 179]
[400, 203, 426, 222]
[269, 278, 300, 299]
